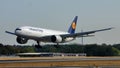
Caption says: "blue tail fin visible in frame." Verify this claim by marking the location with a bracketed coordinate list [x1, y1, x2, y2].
[68, 16, 78, 34]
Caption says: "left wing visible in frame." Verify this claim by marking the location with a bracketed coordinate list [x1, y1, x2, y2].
[60, 27, 113, 38]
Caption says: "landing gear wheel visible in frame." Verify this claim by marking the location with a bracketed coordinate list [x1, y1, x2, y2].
[35, 45, 42, 48]
[54, 43, 59, 48]
[54, 45, 59, 48]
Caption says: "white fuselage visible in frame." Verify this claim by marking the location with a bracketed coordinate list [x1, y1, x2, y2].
[15, 26, 74, 43]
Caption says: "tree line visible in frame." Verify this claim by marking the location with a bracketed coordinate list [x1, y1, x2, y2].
[0, 43, 120, 56]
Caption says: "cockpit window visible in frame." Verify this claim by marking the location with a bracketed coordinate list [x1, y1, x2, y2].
[16, 28, 22, 31]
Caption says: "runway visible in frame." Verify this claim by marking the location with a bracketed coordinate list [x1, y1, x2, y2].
[0, 56, 120, 67]
[1, 57, 120, 63]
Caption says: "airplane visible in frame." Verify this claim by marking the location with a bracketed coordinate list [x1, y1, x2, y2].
[6, 16, 113, 48]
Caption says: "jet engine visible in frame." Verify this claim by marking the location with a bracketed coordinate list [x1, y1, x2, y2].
[51, 35, 62, 43]
[16, 37, 28, 44]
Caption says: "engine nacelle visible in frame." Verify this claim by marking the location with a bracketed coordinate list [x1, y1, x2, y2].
[16, 37, 28, 44]
[51, 35, 62, 43]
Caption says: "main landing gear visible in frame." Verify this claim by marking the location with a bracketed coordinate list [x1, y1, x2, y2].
[54, 43, 59, 48]
[35, 41, 42, 48]
[35, 42, 60, 48]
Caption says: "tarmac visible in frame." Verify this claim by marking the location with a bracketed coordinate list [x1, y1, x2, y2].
[0, 56, 120, 68]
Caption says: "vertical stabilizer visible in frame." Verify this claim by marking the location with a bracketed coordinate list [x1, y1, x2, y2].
[68, 16, 78, 34]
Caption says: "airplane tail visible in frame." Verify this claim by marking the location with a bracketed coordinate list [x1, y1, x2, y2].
[68, 16, 78, 34]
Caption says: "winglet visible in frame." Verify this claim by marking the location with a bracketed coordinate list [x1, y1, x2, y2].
[68, 16, 78, 34]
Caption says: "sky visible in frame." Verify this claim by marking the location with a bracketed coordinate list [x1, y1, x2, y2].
[0, 0, 120, 45]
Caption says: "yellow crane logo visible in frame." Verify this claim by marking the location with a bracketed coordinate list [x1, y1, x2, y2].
[72, 22, 76, 29]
